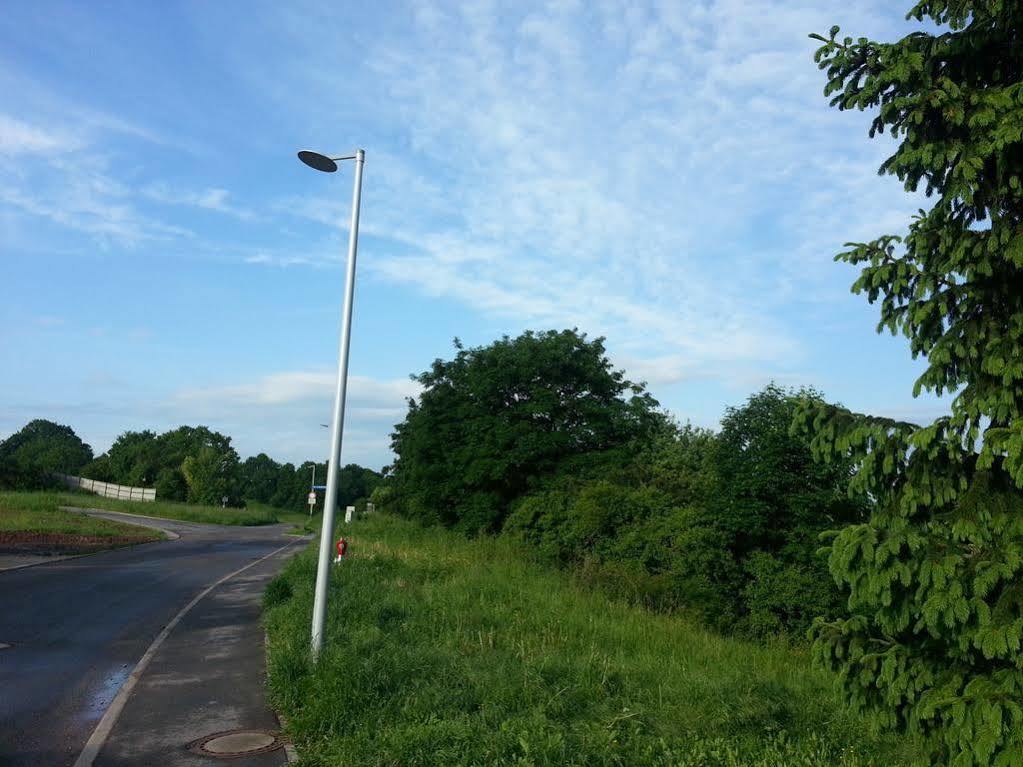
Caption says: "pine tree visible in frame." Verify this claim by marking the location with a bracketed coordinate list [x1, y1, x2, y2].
[795, 3, 1023, 765]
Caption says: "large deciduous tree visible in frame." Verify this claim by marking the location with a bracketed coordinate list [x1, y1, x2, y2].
[797, 4, 1023, 764]
[390, 329, 659, 533]
[0, 419, 93, 488]
[86, 425, 241, 503]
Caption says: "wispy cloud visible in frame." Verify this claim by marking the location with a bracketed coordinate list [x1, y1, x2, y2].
[255, 0, 915, 388]
[142, 183, 254, 220]
[175, 371, 421, 412]
[0, 114, 77, 154]
[0, 113, 195, 246]
[170, 371, 422, 465]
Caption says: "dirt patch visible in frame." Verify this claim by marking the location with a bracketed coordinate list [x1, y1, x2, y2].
[0, 531, 159, 555]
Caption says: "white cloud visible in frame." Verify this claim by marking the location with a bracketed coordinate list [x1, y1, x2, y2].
[0, 114, 76, 154]
[175, 371, 421, 410]
[142, 183, 254, 220]
[257, 0, 916, 387]
[0, 114, 196, 247]
[168, 371, 422, 466]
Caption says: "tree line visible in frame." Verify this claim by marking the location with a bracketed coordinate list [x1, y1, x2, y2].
[0, 420, 380, 512]
[386, 331, 863, 638]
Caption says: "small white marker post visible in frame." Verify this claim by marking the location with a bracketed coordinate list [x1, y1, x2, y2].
[344, 505, 354, 524]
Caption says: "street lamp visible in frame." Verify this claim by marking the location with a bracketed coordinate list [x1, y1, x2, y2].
[298, 148, 365, 658]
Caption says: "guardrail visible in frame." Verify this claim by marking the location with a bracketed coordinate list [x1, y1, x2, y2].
[55, 473, 156, 502]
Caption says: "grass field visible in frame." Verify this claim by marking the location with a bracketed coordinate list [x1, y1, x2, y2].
[263, 514, 922, 767]
[0, 490, 282, 526]
[0, 493, 164, 551]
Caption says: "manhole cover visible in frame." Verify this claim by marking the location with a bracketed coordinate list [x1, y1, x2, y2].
[188, 729, 282, 758]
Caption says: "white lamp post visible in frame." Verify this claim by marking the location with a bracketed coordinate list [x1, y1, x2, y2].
[297, 148, 365, 658]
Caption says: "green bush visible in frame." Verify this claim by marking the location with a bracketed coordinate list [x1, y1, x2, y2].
[504, 386, 865, 638]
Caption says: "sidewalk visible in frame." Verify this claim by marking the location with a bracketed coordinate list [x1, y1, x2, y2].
[91, 543, 301, 766]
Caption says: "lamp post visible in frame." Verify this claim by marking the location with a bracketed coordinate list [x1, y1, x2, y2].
[297, 148, 365, 658]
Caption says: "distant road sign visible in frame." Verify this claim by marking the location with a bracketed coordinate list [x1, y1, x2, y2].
[307, 491, 317, 506]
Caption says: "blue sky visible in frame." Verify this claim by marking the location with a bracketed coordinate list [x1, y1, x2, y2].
[0, 1, 947, 470]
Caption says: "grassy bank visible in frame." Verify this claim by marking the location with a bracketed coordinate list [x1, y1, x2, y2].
[0, 493, 164, 552]
[263, 514, 921, 766]
[0, 490, 281, 526]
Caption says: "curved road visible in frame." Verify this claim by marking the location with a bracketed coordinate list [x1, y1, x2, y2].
[0, 511, 303, 767]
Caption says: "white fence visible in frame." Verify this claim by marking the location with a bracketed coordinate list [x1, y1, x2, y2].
[56, 473, 156, 502]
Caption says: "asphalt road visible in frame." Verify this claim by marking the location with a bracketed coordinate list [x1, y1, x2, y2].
[0, 511, 301, 767]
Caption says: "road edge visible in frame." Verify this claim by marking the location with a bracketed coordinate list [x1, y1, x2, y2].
[61, 507, 182, 540]
[72, 540, 299, 767]
[265, 629, 299, 764]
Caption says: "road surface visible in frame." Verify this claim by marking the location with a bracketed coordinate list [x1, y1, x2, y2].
[0, 510, 303, 766]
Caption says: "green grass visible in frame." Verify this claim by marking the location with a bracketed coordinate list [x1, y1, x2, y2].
[0, 493, 164, 541]
[7, 490, 283, 526]
[248, 501, 321, 534]
[263, 514, 923, 767]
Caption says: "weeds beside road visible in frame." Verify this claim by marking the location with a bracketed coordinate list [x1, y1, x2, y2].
[263, 514, 922, 767]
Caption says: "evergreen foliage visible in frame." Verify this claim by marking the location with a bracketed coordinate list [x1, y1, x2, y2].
[800, 4, 1023, 763]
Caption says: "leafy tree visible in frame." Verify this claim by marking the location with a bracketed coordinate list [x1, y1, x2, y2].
[339, 463, 382, 507]
[270, 462, 302, 510]
[0, 419, 93, 488]
[390, 330, 659, 533]
[714, 386, 868, 564]
[85, 430, 160, 486]
[703, 386, 868, 634]
[505, 386, 865, 635]
[181, 446, 233, 505]
[241, 453, 282, 504]
[86, 425, 241, 503]
[634, 420, 718, 507]
[797, 5, 1023, 764]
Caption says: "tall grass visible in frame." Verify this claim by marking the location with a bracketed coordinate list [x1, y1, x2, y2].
[5, 490, 281, 526]
[264, 514, 922, 766]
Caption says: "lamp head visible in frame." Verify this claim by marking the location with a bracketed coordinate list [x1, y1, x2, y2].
[297, 150, 338, 173]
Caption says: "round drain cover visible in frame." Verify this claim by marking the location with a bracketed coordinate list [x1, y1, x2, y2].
[188, 729, 282, 758]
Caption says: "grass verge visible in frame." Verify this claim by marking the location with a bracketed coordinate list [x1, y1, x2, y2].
[263, 514, 923, 766]
[0, 493, 164, 554]
[248, 502, 320, 535]
[0, 490, 280, 526]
